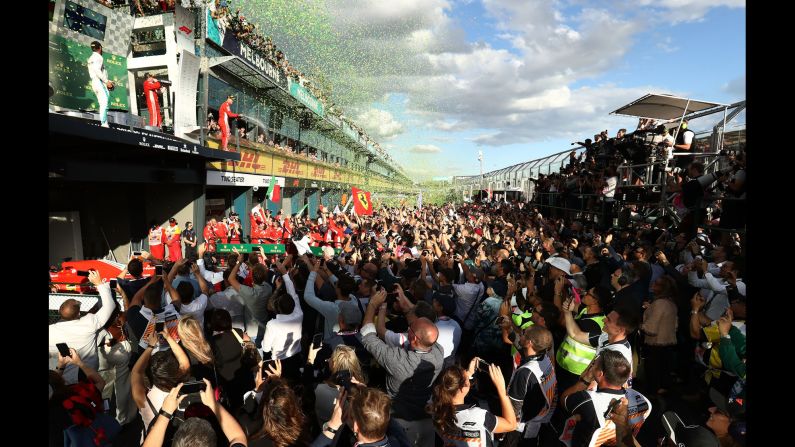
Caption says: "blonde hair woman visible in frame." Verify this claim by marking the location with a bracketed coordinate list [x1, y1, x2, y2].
[313, 345, 367, 426]
[176, 315, 216, 383]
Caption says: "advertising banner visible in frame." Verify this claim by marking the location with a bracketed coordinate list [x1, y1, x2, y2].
[206, 171, 284, 188]
[174, 49, 200, 139]
[220, 34, 287, 88]
[49, 33, 128, 111]
[208, 148, 360, 186]
[288, 79, 324, 117]
[216, 243, 341, 256]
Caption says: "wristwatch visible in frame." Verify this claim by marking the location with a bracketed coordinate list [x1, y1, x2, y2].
[322, 422, 339, 434]
[158, 409, 174, 420]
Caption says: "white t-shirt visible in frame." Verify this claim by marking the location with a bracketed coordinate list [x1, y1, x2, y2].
[208, 288, 245, 320]
[179, 294, 208, 328]
[262, 275, 303, 359]
[436, 317, 462, 362]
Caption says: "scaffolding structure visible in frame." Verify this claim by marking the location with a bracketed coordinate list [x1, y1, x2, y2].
[454, 94, 746, 229]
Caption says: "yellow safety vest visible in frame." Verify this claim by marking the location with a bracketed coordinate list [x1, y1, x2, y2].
[556, 309, 606, 375]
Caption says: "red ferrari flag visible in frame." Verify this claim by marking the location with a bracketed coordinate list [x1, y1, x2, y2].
[351, 187, 373, 215]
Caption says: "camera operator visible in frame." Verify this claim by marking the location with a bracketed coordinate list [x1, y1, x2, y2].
[673, 120, 697, 170]
[679, 162, 732, 239]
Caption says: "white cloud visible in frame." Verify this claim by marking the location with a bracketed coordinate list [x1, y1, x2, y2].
[409, 144, 443, 153]
[634, 0, 745, 23]
[355, 109, 405, 140]
[243, 0, 743, 168]
[657, 37, 679, 53]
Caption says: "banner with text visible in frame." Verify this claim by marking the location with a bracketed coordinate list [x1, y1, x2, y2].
[288, 79, 324, 117]
[208, 148, 366, 186]
[220, 34, 287, 88]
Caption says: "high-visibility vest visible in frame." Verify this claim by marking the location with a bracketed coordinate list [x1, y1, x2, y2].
[556, 309, 606, 375]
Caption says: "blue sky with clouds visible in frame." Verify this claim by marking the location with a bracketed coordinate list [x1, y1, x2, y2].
[251, 0, 745, 180]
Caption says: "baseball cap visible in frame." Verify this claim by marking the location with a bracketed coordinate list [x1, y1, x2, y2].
[545, 256, 572, 276]
[661, 411, 719, 447]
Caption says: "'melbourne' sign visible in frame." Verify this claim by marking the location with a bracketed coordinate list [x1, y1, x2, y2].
[222, 36, 285, 87]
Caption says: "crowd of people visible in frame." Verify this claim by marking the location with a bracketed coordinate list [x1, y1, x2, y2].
[49, 196, 747, 446]
[532, 120, 746, 249]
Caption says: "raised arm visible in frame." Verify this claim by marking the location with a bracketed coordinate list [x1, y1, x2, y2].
[190, 262, 212, 296]
[561, 298, 590, 344]
[132, 332, 158, 409]
[199, 379, 248, 446]
[62, 348, 106, 391]
[227, 249, 243, 292]
[130, 275, 161, 309]
[88, 271, 116, 330]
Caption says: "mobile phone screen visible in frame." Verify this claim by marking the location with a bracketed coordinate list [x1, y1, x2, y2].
[155, 265, 163, 275]
[312, 333, 323, 348]
[109, 279, 117, 289]
[155, 322, 165, 332]
[179, 381, 207, 395]
[56, 343, 71, 358]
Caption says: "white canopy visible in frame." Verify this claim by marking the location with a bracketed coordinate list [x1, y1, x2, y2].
[610, 93, 726, 120]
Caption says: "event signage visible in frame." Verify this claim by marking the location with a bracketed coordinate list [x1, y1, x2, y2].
[221, 35, 286, 88]
[288, 80, 325, 117]
[216, 243, 341, 256]
[206, 171, 284, 188]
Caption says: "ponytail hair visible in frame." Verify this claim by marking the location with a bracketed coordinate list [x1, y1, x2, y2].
[429, 365, 467, 434]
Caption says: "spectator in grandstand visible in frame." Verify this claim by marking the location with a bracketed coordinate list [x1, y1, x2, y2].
[49, 271, 116, 384]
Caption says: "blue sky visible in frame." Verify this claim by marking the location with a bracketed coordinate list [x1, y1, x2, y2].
[361, 1, 746, 179]
[246, 0, 746, 180]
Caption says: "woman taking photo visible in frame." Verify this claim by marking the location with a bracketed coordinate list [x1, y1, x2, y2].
[429, 358, 517, 446]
